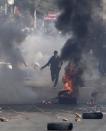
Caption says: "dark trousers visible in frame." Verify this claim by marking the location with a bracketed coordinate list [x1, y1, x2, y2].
[50, 69, 60, 87]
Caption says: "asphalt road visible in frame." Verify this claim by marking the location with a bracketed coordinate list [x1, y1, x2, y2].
[0, 105, 105, 131]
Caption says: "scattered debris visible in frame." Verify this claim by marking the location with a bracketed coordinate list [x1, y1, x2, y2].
[75, 113, 81, 118]
[62, 118, 68, 121]
[42, 100, 46, 104]
[74, 113, 81, 122]
[75, 117, 81, 122]
[42, 100, 53, 105]
[56, 115, 68, 121]
[41, 97, 58, 105]
[0, 117, 8, 122]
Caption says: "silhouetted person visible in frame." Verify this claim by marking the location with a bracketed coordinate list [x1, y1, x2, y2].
[41, 50, 62, 87]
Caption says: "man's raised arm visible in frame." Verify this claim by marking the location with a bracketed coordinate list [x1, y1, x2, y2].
[40, 57, 52, 70]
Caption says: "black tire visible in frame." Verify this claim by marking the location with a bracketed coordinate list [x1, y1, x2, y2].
[82, 112, 103, 119]
[58, 94, 77, 105]
[47, 122, 73, 130]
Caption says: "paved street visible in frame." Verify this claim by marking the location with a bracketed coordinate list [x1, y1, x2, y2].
[0, 105, 105, 131]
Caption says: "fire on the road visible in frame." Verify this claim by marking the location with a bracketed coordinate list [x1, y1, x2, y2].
[62, 74, 73, 94]
[62, 63, 77, 94]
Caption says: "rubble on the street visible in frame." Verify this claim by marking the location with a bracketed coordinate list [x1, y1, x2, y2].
[74, 113, 81, 122]
[0, 117, 8, 122]
[62, 118, 68, 121]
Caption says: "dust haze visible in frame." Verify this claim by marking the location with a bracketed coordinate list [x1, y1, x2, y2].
[0, 15, 67, 104]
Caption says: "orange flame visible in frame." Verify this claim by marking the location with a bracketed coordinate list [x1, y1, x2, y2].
[62, 74, 74, 94]
[62, 63, 76, 94]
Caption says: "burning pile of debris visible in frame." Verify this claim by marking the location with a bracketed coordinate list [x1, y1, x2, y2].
[41, 62, 83, 105]
[58, 63, 83, 104]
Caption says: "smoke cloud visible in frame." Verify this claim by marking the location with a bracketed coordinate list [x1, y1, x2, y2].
[0, 18, 25, 66]
[21, 32, 67, 85]
[56, 0, 103, 61]
[0, 16, 37, 104]
[56, 0, 92, 37]
[56, 0, 106, 103]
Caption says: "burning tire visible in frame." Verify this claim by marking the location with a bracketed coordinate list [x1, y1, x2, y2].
[58, 96, 77, 104]
[58, 91, 77, 104]
[47, 122, 73, 130]
[82, 112, 103, 119]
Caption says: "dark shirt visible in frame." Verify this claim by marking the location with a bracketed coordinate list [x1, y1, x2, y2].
[43, 56, 62, 71]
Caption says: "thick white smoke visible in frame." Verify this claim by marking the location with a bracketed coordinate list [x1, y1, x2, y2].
[0, 68, 36, 104]
[0, 17, 38, 104]
[0, 15, 67, 104]
[20, 33, 67, 90]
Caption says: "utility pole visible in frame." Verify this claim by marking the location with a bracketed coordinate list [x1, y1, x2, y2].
[7, 0, 15, 16]
[4, 0, 7, 15]
[34, 0, 41, 29]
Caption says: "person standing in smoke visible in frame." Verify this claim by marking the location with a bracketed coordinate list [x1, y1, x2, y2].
[41, 50, 63, 88]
